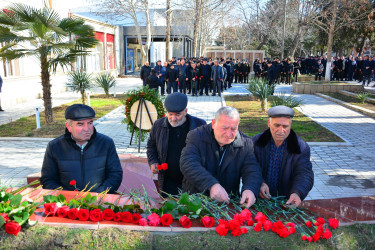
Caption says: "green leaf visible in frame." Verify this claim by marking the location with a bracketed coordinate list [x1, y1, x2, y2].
[21, 201, 29, 206]
[57, 194, 66, 203]
[10, 194, 22, 206]
[0, 215, 5, 228]
[68, 199, 80, 208]
[43, 195, 57, 203]
[89, 196, 97, 204]
[13, 216, 22, 223]
[23, 211, 29, 220]
[165, 200, 177, 210]
[188, 197, 201, 213]
[171, 209, 179, 219]
[179, 193, 189, 205]
[178, 206, 188, 215]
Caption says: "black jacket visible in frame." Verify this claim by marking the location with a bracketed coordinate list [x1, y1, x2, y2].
[146, 114, 206, 192]
[252, 129, 314, 200]
[166, 67, 178, 82]
[145, 74, 162, 90]
[140, 65, 151, 81]
[41, 129, 123, 193]
[180, 124, 263, 197]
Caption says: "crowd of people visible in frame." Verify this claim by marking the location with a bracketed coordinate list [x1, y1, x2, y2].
[254, 55, 375, 86]
[140, 57, 251, 97]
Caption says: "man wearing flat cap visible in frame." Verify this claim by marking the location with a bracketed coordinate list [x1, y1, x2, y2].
[147, 93, 206, 196]
[41, 104, 123, 193]
[252, 105, 314, 207]
[180, 106, 263, 208]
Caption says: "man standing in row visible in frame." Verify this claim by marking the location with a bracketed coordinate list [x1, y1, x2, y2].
[211, 60, 223, 96]
[147, 93, 206, 195]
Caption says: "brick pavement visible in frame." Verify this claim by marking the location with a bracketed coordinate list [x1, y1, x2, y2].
[1, 82, 375, 202]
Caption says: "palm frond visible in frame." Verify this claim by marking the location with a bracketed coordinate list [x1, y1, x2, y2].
[94, 73, 116, 97]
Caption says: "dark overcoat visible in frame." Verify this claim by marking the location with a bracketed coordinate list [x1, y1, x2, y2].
[252, 129, 314, 200]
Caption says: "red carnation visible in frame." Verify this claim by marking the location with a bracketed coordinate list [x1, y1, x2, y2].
[286, 222, 295, 227]
[77, 209, 90, 221]
[233, 213, 246, 225]
[231, 227, 242, 237]
[139, 218, 148, 226]
[160, 214, 173, 227]
[302, 235, 308, 241]
[201, 216, 215, 228]
[240, 209, 251, 221]
[316, 217, 325, 225]
[5, 221, 21, 236]
[328, 218, 339, 229]
[312, 232, 321, 242]
[247, 219, 254, 226]
[102, 209, 115, 221]
[67, 208, 78, 220]
[132, 213, 142, 224]
[288, 227, 296, 234]
[44, 203, 58, 216]
[147, 213, 161, 226]
[180, 216, 192, 229]
[121, 211, 133, 223]
[228, 219, 241, 231]
[69, 180, 76, 186]
[263, 220, 272, 231]
[305, 221, 313, 227]
[57, 206, 70, 218]
[253, 222, 262, 232]
[1, 213, 9, 223]
[254, 212, 267, 223]
[322, 228, 332, 239]
[90, 209, 103, 222]
[216, 224, 229, 236]
[307, 236, 313, 242]
[114, 212, 122, 222]
[157, 163, 168, 171]
[241, 227, 248, 234]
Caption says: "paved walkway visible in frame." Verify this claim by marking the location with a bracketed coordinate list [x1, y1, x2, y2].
[1, 81, 374, 202]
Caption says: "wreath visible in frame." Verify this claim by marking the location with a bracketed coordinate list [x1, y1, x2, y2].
[122, 85, 165, 142]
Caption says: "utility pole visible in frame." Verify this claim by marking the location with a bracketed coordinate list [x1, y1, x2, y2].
[281, 0, 287, 59]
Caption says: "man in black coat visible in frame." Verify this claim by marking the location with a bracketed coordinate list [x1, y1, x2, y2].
[180, 107, 262, 207]
[140, 61, 151, 86]
[147, 93, 206, 196]
[252, 106, 314, 207]
[362, 55, 371, 86]
[41, 104, 123, 193]
[199, 59, 212, 96]
[145, 69, 162, 91]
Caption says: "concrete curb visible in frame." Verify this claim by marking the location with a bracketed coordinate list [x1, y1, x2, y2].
[315, 93, 375, 119]
[0, 137, 54, 141]
[339, 90, 375, 104]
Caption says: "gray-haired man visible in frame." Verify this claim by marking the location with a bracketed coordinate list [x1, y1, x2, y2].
[180, 106, 263, 207]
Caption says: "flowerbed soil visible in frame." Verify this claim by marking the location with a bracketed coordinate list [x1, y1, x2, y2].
[225, 95, 343, 142]
[347, 91, 375, 100]
[0, 94, 125, 138]
[0, 223, 374, 249]
[324, 93, 375, 112]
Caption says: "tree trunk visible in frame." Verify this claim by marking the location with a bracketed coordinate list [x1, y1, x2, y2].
[130, 5, 147, 62]
[41, 54, 53, 124]
[81, 91, 86, 105]
[325, 0, 337, 81]
[193, 0, 203, 57]
[256, 20, 275, 50]
[166, 0, 171, 60]
[144, 0, 152, 61]
[287, 26, 306, 59]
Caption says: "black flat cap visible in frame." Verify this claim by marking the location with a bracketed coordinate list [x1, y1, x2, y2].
[164, 93, 188, 113]
[268, 105, 294, 118]
[65, 104, 95, 121]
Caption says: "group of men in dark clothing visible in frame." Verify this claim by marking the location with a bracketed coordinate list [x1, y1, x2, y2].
[140, 57, 253, 97]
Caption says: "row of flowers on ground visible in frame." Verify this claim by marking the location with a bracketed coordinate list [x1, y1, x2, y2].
[1, 182, 340, 242]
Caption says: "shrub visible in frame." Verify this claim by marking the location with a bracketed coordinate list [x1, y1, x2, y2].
[248, 79, 274, 112]
[95, 72, 116, 97]
[67, 71, 93, 105]
[356, 92, 370, 104]
[270, 91, 304, 108]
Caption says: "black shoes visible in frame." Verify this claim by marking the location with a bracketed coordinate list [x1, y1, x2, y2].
[0, 108, 4, 112]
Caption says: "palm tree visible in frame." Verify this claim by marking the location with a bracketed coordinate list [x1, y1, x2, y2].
[68, 71, 93, 105]
[248, 79, 275, 112]
[0, 4, 98, 123]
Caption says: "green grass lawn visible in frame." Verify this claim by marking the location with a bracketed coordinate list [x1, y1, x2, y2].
[0, 94, 125, 138]
[324, 92, 375, 112]
[0, 223, 374, 249]
[225, 95, 343, 142]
